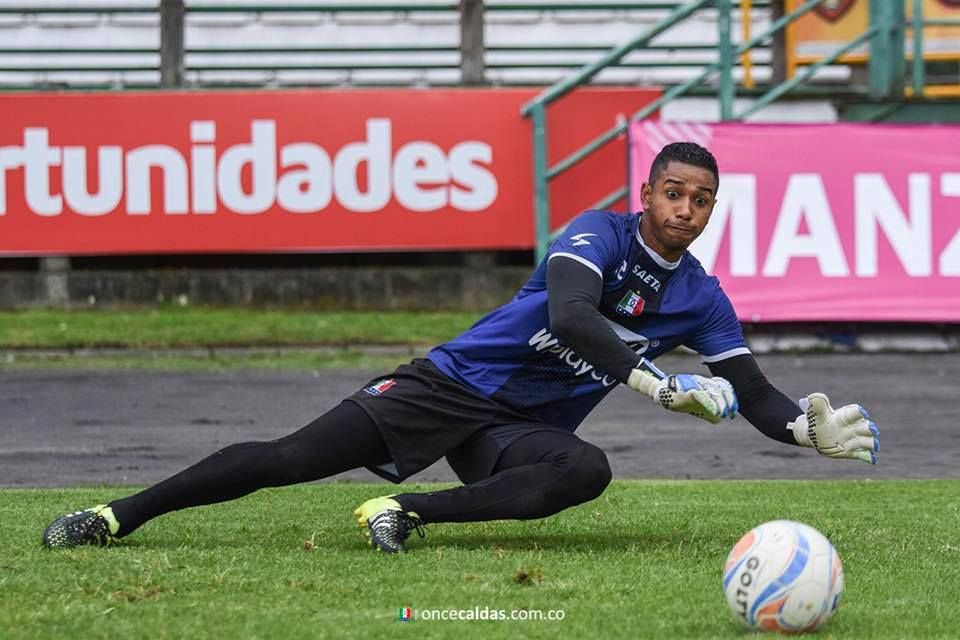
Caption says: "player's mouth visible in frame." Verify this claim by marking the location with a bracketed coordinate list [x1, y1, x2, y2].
[664, 223, 696, 236]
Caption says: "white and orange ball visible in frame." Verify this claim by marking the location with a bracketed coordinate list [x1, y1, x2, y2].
[723, 520, 844, 634]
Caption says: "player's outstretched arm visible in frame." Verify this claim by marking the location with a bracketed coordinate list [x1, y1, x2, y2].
[707, 354, 880, 464]
[547, 256, 736, 425]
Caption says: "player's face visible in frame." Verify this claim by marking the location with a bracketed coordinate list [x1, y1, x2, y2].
[639, 161, 717, 261]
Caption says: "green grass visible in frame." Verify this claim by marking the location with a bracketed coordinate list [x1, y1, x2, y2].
[3, 480, 958, 639]
[0, 349, 414, 372]
[0, 308, 477, 370]
[0, 308, 480, 349]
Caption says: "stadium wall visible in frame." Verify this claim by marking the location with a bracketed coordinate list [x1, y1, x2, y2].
[0, 265, 530, 311]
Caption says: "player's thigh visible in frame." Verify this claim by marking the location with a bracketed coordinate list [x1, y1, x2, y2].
[493, 427, 600, 474]
[491, 428, 612, 503]
[446, 424, 600, 484]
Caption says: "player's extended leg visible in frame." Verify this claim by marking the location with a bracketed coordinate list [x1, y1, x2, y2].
[355, 428, 611, 552]
[43, 401, 391, 548]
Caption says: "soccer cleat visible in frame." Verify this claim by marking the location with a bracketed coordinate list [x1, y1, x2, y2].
[43, 505, 120, 549]
[353, 496, 426, 554]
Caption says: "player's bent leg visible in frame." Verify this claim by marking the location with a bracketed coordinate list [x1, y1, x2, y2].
[392, 428, 612, 525]
[43, 401, 391, 548]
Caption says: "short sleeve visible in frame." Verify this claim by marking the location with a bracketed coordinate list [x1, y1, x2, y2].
[546, 210, 623, 279]
[687, 285, 751, 363]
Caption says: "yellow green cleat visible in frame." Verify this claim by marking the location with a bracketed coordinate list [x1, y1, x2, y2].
[353, 496, 425, 554]
[43, 505, 120, 549]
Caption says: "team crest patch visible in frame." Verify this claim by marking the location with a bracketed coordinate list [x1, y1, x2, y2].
[616, 290, 645, 316]
[364, 379, 396, 396]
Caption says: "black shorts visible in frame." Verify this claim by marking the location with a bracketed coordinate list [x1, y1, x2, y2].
[345, 358, 552, 483]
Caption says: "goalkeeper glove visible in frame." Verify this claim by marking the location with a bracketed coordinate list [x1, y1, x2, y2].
[627, 359, 738, 425]
[788, 393, 880, 464]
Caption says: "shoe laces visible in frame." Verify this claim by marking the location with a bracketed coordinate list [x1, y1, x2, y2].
[403, 512, 427, 540]
[84, 515, 110, 544]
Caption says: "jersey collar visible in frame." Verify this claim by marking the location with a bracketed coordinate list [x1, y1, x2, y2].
[635, 215, 682, 271]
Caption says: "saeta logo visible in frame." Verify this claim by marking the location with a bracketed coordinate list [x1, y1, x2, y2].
[0, 118, 498, 217]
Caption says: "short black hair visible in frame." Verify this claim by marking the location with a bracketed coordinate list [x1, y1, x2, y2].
[648, 141, 718, 189]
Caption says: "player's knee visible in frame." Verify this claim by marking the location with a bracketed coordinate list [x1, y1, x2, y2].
[554, 442, 610, 505]
[574, 443, 612, 500]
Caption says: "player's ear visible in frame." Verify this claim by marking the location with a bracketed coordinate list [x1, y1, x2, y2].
[640, 181, 653, 210]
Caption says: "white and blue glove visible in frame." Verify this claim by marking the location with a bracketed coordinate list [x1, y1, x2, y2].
[628, 361, 738, 425]
[788, 393, 880, 464]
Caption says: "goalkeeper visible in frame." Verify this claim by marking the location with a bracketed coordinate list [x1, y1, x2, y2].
[43, 142, 880, 554]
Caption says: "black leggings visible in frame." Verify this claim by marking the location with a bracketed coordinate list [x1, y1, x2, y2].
[394, 429, 612, 523]
[109, 401, 612, 537]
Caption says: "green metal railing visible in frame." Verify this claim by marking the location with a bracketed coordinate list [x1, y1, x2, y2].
[522, 0, 900, 262]
[909, 0, 960, 96]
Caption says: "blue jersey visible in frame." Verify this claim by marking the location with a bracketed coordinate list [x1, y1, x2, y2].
[426, 210, 750, 432]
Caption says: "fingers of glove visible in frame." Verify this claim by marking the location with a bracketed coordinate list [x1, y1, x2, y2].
[703, 378, 736, 418]
[846, 434, 878, 454]
[691, 390, 723, 424]
[721, 386, 737, 418]
[848, 420, 880, 445]
[709, 376, 734, 392]
[852, 449, 877, 465]
[844, 418, 880, 452]
[697, 377, 735, 419]
[825, 441, 877, 464]
[708, 389, 732, 420]
[717, 393, 734, 419]
[707, 387, 733, 419]
[834, 403, 867, 428]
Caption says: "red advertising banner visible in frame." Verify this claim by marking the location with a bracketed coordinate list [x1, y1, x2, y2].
[0, 88, 659, 255]
[629, 121, 960, 322]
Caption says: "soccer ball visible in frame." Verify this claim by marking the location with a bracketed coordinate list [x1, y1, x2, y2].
[722, 520, 844, 634]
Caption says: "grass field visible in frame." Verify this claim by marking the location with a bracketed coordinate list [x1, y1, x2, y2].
[0, 348, 414, 372]
[4, 480, 958, 639]
[0, 308, 479, 349]
[0, 308, 477, 370]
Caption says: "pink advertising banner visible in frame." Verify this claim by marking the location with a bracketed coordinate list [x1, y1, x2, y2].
[628, 122, 960, 322]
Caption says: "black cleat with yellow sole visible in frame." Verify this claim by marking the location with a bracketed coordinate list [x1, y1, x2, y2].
[353, 496, 426, 554]
[43, 505, 120, 549]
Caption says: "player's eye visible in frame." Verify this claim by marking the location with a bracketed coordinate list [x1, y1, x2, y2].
[695, 197, 707, 206]
[666, 190, 679, 199]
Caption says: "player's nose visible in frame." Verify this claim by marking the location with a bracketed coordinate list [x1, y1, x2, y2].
[675, 201, 693, 220]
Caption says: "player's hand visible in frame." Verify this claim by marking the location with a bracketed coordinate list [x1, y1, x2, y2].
[628, 369, 738, 425]
[789, 393, 880, 464]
